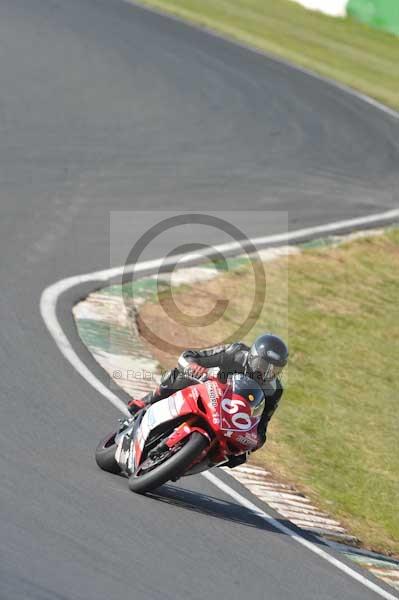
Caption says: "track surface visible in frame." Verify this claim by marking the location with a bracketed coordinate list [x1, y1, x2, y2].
[0, 1, 398, 599]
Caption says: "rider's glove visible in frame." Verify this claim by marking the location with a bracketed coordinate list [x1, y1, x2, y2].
[185, 362, 208, 379]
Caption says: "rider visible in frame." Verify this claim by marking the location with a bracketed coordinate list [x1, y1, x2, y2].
[128, 333, 288, 467]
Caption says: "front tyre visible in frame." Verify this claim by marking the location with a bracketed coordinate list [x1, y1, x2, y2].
[128, 432, 209, 494]
[95, 432, 121, 474]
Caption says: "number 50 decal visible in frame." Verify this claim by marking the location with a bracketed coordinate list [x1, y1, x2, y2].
[221, 398, 252, 430]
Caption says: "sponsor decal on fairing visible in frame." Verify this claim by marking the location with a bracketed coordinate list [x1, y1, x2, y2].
[205, 380, 221, 425]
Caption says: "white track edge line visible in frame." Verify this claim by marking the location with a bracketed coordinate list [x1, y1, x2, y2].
[40, 211, 399, 600]
[202, 471, 397, 600]
[43, 208, 399, 287]
[128, 0, 399, 121]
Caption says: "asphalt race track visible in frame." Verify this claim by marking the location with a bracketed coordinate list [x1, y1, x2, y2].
[0, 1, 398, 599]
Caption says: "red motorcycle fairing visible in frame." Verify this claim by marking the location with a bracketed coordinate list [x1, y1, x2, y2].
[131, 375, 261, 473]
[130, 388, 208, 470]
[203, 378, 261, 461]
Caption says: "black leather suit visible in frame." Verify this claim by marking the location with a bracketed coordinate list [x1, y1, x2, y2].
[143, 343, 284, 459]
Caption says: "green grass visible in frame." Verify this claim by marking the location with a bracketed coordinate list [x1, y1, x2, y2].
[139, 229, 399, 556]
[135, 0, 399, 110]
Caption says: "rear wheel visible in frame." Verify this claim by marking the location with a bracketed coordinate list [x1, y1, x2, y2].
[128, 432, 209, 494]
[95, 432, 121, 474]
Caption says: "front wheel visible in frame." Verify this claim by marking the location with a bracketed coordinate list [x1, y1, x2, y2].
[95, 432, 121, 474]
[128, 432, 209, 494]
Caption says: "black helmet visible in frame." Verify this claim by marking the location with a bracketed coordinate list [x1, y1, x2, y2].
[246, 334, 288, 383]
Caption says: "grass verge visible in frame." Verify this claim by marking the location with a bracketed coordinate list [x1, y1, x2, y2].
[135, 0, 399, 111]
[137, 228, 399, 557]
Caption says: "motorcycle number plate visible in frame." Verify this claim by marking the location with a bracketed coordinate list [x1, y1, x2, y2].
[220, 397, 253, 432]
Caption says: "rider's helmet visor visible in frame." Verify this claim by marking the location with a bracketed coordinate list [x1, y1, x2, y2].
[248, 355, 285, 382]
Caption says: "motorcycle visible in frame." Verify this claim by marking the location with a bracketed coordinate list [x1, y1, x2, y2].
[95, 373, 265, 494]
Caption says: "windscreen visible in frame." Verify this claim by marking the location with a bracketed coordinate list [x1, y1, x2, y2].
[228, 374, 265, 418]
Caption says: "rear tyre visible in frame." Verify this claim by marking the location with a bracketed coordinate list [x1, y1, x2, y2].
[95, 432, 121, 474]
[128, 432, 209, 494]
